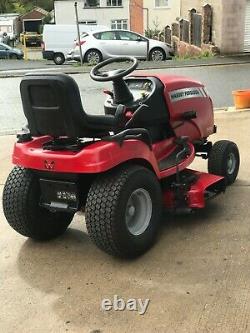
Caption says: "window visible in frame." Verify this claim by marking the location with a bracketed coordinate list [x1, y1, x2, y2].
[94, 31, 117, 40]
[117, 31, 145, 41]
[111, 19, 128, 30]
[107, 0, 122, 6]
[155, 0, 169, 7]
[84, 0, 100, 7]
[0, 25, 12, 33]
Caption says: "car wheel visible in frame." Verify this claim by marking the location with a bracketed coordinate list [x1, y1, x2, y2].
[208, 140, 240, 185]
[2, 167, 74, 240]
[85, 49, 102, 64]
[149, 48, 166, 61]
[85, 165, 162, 258]
[53, 53, 65, 65]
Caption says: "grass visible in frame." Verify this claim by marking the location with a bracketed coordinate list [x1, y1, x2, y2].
[72, 62, 82, 67]
[174, 50, 214, 61]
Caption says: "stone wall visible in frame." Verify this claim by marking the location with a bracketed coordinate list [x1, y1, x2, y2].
[172, 36, 218, 58]
[180, 0, 247, 53]
[181, 0, 222, 50]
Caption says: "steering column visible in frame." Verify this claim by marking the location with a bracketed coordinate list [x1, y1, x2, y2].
[90, 56, 138, 105]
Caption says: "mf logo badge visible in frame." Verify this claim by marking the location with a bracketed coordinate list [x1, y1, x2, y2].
[44, 160, 55, 170]
[170, 87, 207, 102]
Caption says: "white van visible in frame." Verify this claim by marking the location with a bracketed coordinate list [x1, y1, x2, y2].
[42, 24, 107, 65]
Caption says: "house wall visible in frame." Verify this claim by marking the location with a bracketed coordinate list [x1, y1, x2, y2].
[54, 0, 130, 30]
[0, 15, 21, 39]
[180, 0, 247, 53]
[220, 0, 246, 53]
[0, 19, 15, 38]
[143, 0, 181, 31]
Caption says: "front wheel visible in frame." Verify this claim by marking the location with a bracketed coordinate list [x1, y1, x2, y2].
[85, 165, 163, 258]
[149, 48, 166, 61]
[2, 167, 74, 240]
[208, 140, 240, 185]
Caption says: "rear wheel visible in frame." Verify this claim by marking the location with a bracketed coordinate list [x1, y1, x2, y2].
[208, 140, 240, 185]
[53, 53, 65, 65]
[85, 49, 102, 64]
[149, 48, 166, 61]
[2, 167, 74, 240]
[85, 165, 162, 258]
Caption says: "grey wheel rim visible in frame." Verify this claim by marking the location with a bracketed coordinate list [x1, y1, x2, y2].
[125, 188, 152, 236]
[151, 50, 164, 61]
[87, 51, 100, 63]
[55, 56, 63, 63]
[227, 152, 237, 175]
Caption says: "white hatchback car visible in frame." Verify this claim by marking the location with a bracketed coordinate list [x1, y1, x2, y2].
[68, 29, 174, 63]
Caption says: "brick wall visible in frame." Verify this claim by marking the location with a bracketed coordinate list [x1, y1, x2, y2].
[130, 0, 143, 34]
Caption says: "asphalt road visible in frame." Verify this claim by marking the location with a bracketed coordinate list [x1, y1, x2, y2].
[1, 62, 250, 134]
[0, 111, 249, 332]
[1, 54, 250, 71]
[0, 59, 51, 70]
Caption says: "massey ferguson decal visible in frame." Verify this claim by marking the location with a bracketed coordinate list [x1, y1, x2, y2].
[170, 87, 207, 102]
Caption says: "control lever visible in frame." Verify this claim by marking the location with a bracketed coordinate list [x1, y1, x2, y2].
[171, 136, 192, 208]
[174, 136, 191, 184]
[103, 89, 114, 98]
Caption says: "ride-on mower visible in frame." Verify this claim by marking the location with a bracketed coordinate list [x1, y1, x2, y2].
[2, 57, 240, 258]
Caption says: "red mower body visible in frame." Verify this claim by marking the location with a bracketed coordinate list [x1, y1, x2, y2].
[3, 57, 240, 258]
[134, 73, 215, 141]
[12, 136, 195, 177]
[11, 72, 222, 211]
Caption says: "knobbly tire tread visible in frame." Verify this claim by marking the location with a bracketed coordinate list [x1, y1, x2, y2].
[208, 140, 240, 185]
[2, 167, 74, 240]
[85, 165, 162, 258]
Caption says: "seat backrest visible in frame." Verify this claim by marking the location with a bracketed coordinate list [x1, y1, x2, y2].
[20, 73, 92, 137]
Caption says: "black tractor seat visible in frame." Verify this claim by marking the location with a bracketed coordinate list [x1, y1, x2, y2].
[20, 73, 126, 138]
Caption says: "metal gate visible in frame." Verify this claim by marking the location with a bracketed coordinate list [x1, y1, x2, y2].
[244, 0, 250, 51]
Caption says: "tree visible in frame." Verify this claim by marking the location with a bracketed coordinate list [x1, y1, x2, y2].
[0, 0, 15, 13]
[0, 0, 54, 14]
[19, 0, 54, 12]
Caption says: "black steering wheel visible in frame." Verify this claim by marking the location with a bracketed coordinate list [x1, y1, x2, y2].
[90, 56, 138, 82]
